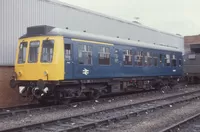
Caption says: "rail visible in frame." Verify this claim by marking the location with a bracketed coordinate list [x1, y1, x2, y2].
[1, 88, 200, 132]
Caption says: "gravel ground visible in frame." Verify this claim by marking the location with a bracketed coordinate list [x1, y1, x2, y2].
[87, 92, 200, 121]
[178, 116, 200, 132]
[95, 98, 200, 132]
[0, 85, 199, 131]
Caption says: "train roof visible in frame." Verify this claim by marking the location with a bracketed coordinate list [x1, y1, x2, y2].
[20, 25, 182, 53]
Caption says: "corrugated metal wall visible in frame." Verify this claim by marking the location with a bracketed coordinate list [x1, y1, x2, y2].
[0, 0, 184, 66]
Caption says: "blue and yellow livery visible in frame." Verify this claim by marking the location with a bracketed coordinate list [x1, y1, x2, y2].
[10, 25, 183, 104]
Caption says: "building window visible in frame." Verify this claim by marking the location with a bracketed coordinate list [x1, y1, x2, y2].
[165, 54, 170, 66]
[18, 42, 28, 64]
[114, 49, 119, 63]
[78, 45, 92, 65]
[144, 52, 152, 66]
[153, 53, 158, 66]
[65, 44, 71, 61]
[41, 40, 54, 63]
[98, 47, 110, 65]
[172, 55, 176, 67]
[123, 49, 132, 65]
[135, 51, 143, 66]
[28, 41, 40, 63]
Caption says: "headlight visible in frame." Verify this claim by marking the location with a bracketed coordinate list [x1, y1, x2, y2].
[18, 71, 22, 76]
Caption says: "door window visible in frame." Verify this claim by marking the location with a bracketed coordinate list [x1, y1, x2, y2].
[114, 49, 119, 63]
[65, 44, 71, 61]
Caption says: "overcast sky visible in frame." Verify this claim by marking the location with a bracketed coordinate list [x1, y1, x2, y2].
[59, 0, 200, 36]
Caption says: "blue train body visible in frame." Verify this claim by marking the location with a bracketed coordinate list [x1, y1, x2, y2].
[64, 38, 183, 80]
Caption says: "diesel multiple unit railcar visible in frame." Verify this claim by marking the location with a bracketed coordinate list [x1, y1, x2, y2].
[10, 25, 183, 104]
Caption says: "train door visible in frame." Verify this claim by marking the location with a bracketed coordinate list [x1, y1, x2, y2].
[133, 47, 144, 76]
[171, 53, 177, 75]
[64, 38, 74, 79]
[113, 48, 122, 77]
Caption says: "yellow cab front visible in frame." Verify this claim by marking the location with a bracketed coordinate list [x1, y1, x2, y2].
[15, 36, 64, 81]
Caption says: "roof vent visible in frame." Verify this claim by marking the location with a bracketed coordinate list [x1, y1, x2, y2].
[27, 25, 54, 36]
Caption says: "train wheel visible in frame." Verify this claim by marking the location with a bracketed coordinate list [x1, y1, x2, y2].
[85, 89, 101, 100]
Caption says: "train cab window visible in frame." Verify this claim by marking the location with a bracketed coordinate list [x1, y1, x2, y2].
[98, 46, 110, 65]
[144, 52, 152, 66]
[65, 44, 71, 61]
[28, 41, 40, 63]
[165, 54, 170, 66]
[41, 40, 54, 63]
[179, 59, 182, 67]
[18, 42, 28, 64]
[172, 55, 176, 67]
[135, 51, 143, 66]
[123, 49, 132, 65]
[78, 45, 92, 65]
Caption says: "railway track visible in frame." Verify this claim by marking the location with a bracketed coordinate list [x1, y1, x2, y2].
[0, 89, 158, 118]
[0, 104, 44, 118]
[1, 88, 200, 132]
[160, 112, 200, 132]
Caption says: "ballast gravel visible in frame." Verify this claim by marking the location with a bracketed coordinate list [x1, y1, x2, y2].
[0, 85, 199, 131]
[179, 117, 200, 132]
[100, 98, 200, 132]
[87, 92, 200, 121]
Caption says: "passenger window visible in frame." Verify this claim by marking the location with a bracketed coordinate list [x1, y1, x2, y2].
[123, 49, 132, 65]
[98, 46, 110, 65]
[135, 51, 143, 66]
[179, 59, 182, 67]
[41, 40, 54, 63]
[18, 42, 28, 64]
[78, 45, 92, 65]
[165, 54, 170, 66]
[65, 44, 71, 61]
[28, 41, 40, 63]
[114, 49, 119, 63]
[144, 52, 152, 66]
[172, 55, 176, 67]
[153, 53, 158, 66]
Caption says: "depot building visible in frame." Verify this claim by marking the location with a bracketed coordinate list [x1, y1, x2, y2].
[0, 0, 184, 108]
